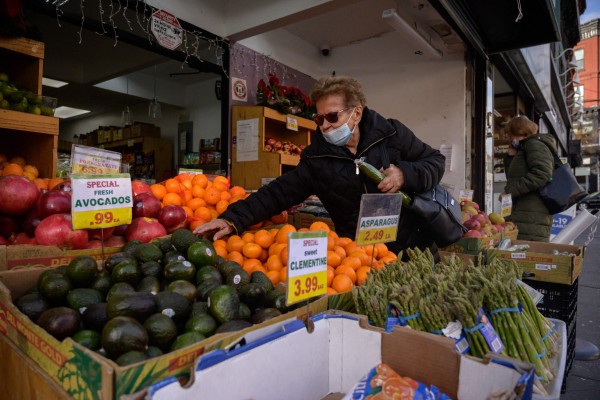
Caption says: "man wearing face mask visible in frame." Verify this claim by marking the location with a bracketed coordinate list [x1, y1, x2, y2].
[195, 76, 445, 258]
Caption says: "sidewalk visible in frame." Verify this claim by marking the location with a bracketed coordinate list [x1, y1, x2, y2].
[561, 229, 600, 399]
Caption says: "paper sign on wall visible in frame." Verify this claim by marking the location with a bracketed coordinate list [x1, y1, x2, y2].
[236, 118, 259, 162]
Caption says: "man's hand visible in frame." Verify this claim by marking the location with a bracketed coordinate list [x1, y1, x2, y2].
[378, 164, 404, 193]
[193, 218, 234, 241]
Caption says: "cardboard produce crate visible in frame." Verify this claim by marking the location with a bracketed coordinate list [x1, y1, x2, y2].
[0, 244, 121, 271]
[130, 123, 161, 138]
[0, 268, 354, 400]
[439, 250, 482, 267]
[441, 232, 502, 255]
[146, 312, 535, 400]
[486, 240, 584, 285]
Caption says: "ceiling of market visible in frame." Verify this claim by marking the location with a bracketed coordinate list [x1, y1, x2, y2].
[29, 0, 472, 121]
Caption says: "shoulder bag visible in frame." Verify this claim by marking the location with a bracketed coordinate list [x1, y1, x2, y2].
[379, 145, 467, 248]
[535, 138, 587, 214]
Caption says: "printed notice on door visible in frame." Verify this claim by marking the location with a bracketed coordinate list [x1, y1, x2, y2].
[236, 118, 259, 162]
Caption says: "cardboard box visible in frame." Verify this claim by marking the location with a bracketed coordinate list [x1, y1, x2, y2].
[0, 269, 352, 399]
[486, 240, 584, 285]
[293, 211, 335, 231]
[441, 232, 502, 255]
[439, 250, 482, 267]
[130, 123, 161, 138]
[146, 312, 534, 400]
[123, 126, 132, 139]
[0, 244, 122, 271]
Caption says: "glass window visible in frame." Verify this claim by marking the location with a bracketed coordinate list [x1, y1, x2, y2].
[574, 49, 584, 70]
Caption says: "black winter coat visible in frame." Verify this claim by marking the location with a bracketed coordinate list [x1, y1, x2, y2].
[220, 107, 446, 257]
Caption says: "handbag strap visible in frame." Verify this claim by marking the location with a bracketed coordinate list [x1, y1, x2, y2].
[534, 136, 562, 168]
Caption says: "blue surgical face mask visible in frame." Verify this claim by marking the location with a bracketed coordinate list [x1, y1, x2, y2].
[323, 108, 356, 146]
[511, 138, 520, 149]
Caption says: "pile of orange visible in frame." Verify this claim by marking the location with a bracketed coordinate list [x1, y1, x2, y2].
[148, 173, 288, 230]
[0, 153, 59, 190]
[213, 221, 398, 294]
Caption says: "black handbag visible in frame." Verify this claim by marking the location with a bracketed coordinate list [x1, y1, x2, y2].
[379, 145, 467, 248]
[537, 140, 587, 214]
[405, 184, 467, 247]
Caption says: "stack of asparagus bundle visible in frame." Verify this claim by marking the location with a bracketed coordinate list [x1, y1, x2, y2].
[352, 248, 560, 396]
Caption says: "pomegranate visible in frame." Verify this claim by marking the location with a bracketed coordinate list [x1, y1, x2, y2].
[52, 180, 72, 192]
[10, 232, 37, 245]
[0, 214, 20, 238]
[37, 190, 72, 218]
[0, 175, 40, 215]
[125, 217, 167, 243]
[35, 213, 88, 249]
[86, 240, 103, 249]
[132, 180, 152, 197]
[88, 227, 116, 241]
[105, 235, 126, 248]
[158, 205, 188, 233]
[132, 192, 162, 219]
[112, 224, 129, 236]
[22, 209, 43, 237]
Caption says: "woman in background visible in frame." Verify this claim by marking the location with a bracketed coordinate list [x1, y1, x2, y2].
[502, 115, 555, 242]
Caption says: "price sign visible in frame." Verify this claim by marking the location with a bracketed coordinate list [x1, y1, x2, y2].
[286, 230, 328, 305]
[178, 167, 204, 176]
[286, 115, 298, 131]
[458, 189, 474, 203]
[71, 145, 122, 175]
[71, 174, 133, 230]
[500, 193, 512, 217]
[355, 194, 402, 246]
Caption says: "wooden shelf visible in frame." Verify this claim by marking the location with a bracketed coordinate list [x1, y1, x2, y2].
[231, 106, 315, 189]
[0, 38, 58, 178]
[0, 109, 59, 135]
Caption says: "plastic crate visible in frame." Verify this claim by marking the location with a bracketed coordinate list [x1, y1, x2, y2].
[524, 278, 578, 326]
[561, 323, 577, 394]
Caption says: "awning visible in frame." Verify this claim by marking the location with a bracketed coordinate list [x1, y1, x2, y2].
[432, 0, 561, 56]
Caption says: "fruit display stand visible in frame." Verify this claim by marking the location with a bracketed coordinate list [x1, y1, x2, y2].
[0, 266, 351, 400]
[0, 37, 59, 179]
[231, 105, 316, 190]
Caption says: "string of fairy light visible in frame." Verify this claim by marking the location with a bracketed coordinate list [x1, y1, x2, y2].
[230, 45, 300, 89]
[44, 0, 229, 76]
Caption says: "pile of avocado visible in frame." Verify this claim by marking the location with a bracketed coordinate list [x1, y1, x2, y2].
[15, 229, 288, 366]
[0, 72, 54, 116]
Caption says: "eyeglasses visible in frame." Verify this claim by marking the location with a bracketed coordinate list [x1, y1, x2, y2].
[313, 108, 351, 126]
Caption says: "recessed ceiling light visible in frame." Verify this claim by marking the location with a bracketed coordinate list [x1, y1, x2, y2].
[54, 106, 90, 119]
[42, 77, 69, 88]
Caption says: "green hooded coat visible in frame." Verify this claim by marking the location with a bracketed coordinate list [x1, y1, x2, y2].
[504, 134, 555, 242]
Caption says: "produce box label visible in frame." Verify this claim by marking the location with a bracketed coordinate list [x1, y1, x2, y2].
[70, 144, 122, 175]
[71, 174, 133, 230]
[442, 321, 470, 355]
[0, 298, 106, 400]
[477, 308, 504, 354]
[355, 194, 402, 246]
[286, 231, 328, 305]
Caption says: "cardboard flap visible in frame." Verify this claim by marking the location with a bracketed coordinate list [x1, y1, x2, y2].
[458, 356, 523, 400]
[381, 326, 460, 398]
[0, 268, 46, 300]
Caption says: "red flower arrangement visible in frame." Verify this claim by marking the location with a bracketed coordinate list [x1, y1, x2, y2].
[257, 74, 316, 119]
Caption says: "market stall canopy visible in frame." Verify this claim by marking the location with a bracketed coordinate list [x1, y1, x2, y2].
[433, 0, 561, 55]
